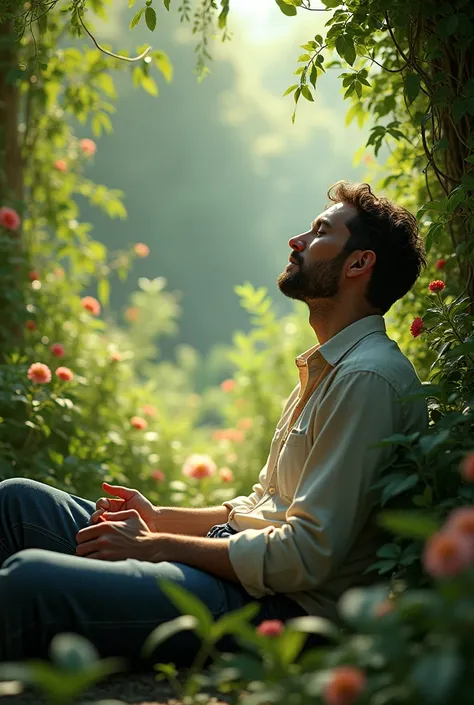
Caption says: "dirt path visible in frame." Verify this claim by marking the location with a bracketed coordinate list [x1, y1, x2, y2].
[0, 673, 232, 705]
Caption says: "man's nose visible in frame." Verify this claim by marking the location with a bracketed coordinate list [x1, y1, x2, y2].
[288, 234, 306, 251]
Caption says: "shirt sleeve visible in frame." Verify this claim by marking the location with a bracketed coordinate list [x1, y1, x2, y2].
[227, 371, 403, 597]
[222, 463, 267, 513]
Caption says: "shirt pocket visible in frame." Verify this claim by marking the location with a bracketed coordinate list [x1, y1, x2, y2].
[276, 430, 310, 502]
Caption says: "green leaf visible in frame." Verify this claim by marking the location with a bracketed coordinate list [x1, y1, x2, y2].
[145, 6, 157, 30]
[310, 65, 317, 88]
[412, 648, 461, 703]
[436, 14, 459, 38]
[379, 511, 439, 539]
[344, 38, 356, 66]
[376, 542, 401, 559]
[461, 173, 474, 190]
[49, 633, 99, 670]
[37, 13, 48, 33]
[282, 84, 298, 97]
[301, 85, 314, 102]
[130, 6, 145, 28]
[417, 199, 447, 215]
[141, 615, 198, 658]
[433, 138, 449, 152]
[425, 222, 444, 254]
[339, 586, 390, 627]
[335, 35, 346, 61]
[218, 8, 228, 28]
[277, 631, 306, 666]
[153, 51, 173, 81]
[380, 474, 419, 506]
[164, 0, 170, 8]
[452, 99, 466, 123]
[287, 616, 341, 641]
[366, 559, 397, 574]
[419, 429, 450, 455]
[211, 603, 260, 641]
[159, 580, 213, 639]
[31, 660, 123, 701]
[404, 73, 421, 104]
[444, 340, 474, 358]
[373, 433, 419, 448]
[275, 0, 297, 16]
[155, 662, 178, 678]
[98, 278, 110, 308]
[141, 75, 158, 96]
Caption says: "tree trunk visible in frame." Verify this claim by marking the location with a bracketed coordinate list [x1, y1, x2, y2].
[439, 43, 474, 312]
[0, 14, 25, 354]
[0, 16, 23, 204]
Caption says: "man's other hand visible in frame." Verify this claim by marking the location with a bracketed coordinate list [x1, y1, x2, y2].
[77, 509, 156, 561]
[90, 482, 158, 532]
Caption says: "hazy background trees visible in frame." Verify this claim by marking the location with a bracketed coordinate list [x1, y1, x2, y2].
[81, 0, 368, 358]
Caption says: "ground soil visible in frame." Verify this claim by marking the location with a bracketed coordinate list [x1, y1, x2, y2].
[0, 672, 233, 705]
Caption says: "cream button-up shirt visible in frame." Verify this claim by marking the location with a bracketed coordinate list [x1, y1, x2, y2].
[223, 315, 428, 622]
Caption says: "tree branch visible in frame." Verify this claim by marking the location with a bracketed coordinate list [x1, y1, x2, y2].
[78, 12, 152, 63]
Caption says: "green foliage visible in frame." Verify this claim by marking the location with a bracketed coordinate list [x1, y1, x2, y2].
[0, 633, 123, 704]
[365, 285, 474, 584]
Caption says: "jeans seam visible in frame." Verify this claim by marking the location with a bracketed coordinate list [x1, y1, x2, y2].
[0, 535, 12, 559]
[11, 522, 77, 553]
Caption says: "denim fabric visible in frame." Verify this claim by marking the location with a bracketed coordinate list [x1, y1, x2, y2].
[0, 478, 306, 666]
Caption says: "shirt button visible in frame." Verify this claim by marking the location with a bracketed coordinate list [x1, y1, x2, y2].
[268, 487, 276, 495]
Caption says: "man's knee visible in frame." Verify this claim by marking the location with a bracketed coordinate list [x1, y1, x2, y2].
[0, 478, 57, 516]
[0, 476, 45, 500]
[2, 548, 57, 595]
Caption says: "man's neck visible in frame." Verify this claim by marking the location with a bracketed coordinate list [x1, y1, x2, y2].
[307, 301, 381, 345]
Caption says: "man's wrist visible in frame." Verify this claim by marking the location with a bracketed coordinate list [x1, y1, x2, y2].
[147, 531, 173, 562]
[152, 506, 169, 533]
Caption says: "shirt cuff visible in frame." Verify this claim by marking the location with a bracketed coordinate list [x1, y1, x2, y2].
[222, 495, 256, 512]
[228, 527, 275, 598]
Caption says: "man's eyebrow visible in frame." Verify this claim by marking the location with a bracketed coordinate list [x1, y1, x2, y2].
[311, 216, 332, 230]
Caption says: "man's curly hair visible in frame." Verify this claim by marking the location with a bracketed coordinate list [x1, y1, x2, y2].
[327, 181, 426, 314]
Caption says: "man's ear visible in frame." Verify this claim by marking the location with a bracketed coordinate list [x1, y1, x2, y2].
[347, 251, 376, 276]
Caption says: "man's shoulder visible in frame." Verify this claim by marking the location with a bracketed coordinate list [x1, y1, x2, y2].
[335, 331, 423, 395]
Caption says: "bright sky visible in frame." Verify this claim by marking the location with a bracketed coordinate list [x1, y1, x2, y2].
[231, 0, 325, 41]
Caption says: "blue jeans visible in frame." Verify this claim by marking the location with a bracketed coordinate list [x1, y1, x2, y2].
[0, 478, 305, 665]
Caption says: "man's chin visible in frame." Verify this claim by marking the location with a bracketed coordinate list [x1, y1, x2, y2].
[276, 272, 306, 301]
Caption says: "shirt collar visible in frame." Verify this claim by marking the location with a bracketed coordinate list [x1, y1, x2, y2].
[295, 315, 386, 369]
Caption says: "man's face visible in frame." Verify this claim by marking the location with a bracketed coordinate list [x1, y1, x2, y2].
[277, 202, 357, 302]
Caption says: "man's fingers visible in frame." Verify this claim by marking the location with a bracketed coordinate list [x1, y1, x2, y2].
[101, 509, 139, 522]
[76, 522, 109, 544]
[76, 539, 102, 557]
[90, 509, 105, 525]
[95, 497, 123, 512]
[102, 482, 137, 501]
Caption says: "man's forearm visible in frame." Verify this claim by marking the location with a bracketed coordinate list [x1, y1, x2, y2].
[153, 505, 230, 537]
[153, 532, 239, 582]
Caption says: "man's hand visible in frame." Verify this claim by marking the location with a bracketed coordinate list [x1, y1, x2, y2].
[90, 482, 158, 532]
[77, 509, 157, 561]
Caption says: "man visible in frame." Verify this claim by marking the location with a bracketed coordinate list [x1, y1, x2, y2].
[0, 181, 428, 665]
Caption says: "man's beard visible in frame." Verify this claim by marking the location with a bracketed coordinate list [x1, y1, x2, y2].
[277, 249, 349, 302]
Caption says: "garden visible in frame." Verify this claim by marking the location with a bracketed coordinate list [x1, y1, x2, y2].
[0, 0, 474, 702]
